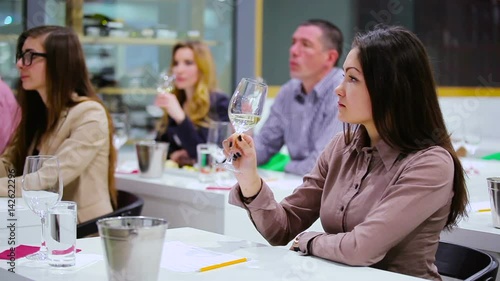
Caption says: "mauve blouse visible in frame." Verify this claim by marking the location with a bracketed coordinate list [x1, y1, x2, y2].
[230, 128, 455, 280]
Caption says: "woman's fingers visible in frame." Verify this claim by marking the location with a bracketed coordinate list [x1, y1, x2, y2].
[222, 134, 238, 157]
[221, 133, 256, 161]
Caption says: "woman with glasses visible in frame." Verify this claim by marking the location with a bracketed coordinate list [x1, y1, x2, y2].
[154, 41, 229, 167]
[0, 25, 117, 223]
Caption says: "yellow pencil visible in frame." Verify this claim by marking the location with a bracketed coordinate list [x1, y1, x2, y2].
[199, 257, 248, 272]
[477, 208, 491, 213]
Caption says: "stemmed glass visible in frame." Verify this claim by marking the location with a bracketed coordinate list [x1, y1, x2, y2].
[146, 71, 176, 118]
[221, 78, 267, 172]
[22, 155, 63, 261]
[111, 113, 130, 151]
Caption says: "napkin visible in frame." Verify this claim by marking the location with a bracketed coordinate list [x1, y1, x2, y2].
[115, 160, 139, 174]
[0, 245, 81, 260]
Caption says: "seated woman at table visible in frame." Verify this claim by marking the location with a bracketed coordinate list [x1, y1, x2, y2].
[0, 25, 117, 223]
[223, 25, 468, 280]
[154, 41, 229, 166]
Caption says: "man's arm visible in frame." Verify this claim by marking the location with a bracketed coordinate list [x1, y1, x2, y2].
[285, 121, 343, 175]
[253, 86, 289, 165]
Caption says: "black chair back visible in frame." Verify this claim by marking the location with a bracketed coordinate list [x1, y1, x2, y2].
[77, 190, 144, 238]
[436, 241, 498, 281]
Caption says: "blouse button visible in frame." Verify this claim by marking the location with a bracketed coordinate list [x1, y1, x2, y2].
[354, 184, 359, 189]
[340, 206, 345, 212]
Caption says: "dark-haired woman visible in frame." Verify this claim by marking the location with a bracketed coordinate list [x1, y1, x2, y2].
[223, 25, 468, 280]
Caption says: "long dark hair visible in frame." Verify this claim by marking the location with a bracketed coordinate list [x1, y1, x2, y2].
[345, 25, 467, 229]
[8, 25, 117, 207]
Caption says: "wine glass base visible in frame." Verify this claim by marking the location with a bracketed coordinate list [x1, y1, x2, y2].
[25, 251, 48, 261]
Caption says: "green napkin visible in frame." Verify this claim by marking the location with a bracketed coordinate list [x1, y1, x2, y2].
[482, 153, 500, 161]
[258, 153, 291, 172]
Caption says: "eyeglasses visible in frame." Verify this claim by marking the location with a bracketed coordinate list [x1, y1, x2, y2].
[16, 50, 47, 66]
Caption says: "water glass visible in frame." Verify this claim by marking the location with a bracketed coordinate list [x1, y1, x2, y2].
[46, 201, 77, 267]
[197, 143, 214, 182]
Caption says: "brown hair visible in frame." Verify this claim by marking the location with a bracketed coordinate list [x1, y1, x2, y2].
[345, 25, 467, 229]
[158, 40, 218, 132]
[300, 19, 344, 66]
[9, 25, 117, 207]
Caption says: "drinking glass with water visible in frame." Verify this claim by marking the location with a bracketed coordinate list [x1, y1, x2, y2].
[46, 201, 77, 267]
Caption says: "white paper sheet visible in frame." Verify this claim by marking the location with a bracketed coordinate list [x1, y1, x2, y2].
[469, 201, 491, 212]
[160, 241, 246, 272]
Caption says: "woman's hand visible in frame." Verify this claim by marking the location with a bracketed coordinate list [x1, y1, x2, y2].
[223, 133, 261, 198]
[155, 92, 185, 124]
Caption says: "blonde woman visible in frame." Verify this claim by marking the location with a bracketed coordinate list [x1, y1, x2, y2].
[155, 41, 229, 166]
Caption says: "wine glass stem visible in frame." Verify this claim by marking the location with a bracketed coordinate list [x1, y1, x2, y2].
[40, 215, 47, 254]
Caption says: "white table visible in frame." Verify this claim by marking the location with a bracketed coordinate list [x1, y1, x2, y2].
[0, 227, 425, 281]
[0, 198, 40, 246]
[116, 152, 500, 253]
[115, 168, 312, 246]
[439, 158, 500, 252]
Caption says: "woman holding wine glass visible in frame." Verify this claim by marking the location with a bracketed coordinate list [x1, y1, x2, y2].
[154, 41, 229, 166]
[0, 26, 117, 229]
[223, 26, 468, 280]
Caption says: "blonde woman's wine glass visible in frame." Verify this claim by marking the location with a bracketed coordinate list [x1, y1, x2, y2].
[147, 71, 176, 118]
[221, 78, 267, 172]
[22, 155, 63, 261]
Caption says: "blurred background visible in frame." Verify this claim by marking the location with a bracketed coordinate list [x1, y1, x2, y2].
[0, 0, 499, 155]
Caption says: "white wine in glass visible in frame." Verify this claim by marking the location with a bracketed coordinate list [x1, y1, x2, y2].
[147, 72, 176, 118]
[221, 78, 267, 172]
[22, 155, 63, 261]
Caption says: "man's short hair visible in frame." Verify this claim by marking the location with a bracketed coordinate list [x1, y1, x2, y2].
[300, 19, 343, 65]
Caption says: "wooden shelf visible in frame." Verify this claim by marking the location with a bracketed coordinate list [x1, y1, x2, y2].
[0, 34, 216, 46]
[0, 34, 19, 42]
[98, 87, 157, 95]
[79, 36, 216, 46]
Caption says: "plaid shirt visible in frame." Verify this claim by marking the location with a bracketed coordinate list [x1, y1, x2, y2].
[254, 68, 344, 175]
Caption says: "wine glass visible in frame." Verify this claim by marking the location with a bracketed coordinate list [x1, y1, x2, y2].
[111, 113, 130, 150]
[22, 155, 63, 261]
[146, 71, 176, 118]
[221, 78, 268, 172]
